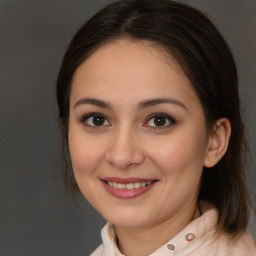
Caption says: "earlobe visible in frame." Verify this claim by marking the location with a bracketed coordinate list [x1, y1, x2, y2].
[204, 118, 231, 168]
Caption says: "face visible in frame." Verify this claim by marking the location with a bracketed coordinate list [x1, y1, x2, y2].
[68, 39, 211, 229]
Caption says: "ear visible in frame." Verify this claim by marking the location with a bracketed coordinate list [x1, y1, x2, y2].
[204, 118, 231, 168]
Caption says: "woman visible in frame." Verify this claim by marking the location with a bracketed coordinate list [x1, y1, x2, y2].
[56, 0, 256, 255]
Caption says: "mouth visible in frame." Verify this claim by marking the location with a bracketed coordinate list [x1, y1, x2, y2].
[101, 177, 157, 199]
[105, 180, 153, 189]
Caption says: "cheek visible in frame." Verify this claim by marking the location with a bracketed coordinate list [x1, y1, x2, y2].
[148, 135, 206, 207]
[68, 129, 105, 176]
[147, 130, 207, 178]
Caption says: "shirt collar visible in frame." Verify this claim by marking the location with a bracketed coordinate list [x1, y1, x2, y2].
[100, 201, 218, 256]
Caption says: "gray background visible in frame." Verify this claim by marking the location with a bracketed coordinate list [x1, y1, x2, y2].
[0, 0, 255, 255]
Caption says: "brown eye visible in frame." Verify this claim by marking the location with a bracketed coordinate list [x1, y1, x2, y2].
[82, 114, 111, 127]
[145, 114, 176, 128]
[153, 116, 167, 126]
[92, 116, 105, 126]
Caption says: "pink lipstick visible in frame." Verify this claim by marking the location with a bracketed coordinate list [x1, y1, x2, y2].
[101, 177, 157, 199]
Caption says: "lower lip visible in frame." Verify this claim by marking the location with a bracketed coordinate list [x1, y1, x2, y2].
[102, 181, 156, 199]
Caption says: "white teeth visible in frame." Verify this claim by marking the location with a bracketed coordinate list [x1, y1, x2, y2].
[117, 183, 125, 189]
[141, 182, 146, 187]
[134, 182, 140, 188]
[125, 183, 135, 189]
[107, 181, 153, 189]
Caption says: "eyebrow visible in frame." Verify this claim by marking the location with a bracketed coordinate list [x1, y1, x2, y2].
[73, 97, 187, 110]
[138, 98, 187, 110]
[73, 98, 112, 109]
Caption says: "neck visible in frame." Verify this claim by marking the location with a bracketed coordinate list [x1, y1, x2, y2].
[115, 201, 200, 256]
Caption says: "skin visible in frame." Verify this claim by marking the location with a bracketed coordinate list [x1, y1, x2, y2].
[68, 39, 231, 256]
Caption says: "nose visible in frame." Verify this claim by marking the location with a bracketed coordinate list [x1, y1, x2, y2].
[105, 127, 145, 170]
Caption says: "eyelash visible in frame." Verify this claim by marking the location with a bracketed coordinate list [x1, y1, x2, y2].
[80, 112, 176, 129]
[80, 112, 110, 128]
[144, 113, 176, 129]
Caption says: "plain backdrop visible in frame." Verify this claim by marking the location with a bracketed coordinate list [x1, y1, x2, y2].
[0, 0, 255, 255]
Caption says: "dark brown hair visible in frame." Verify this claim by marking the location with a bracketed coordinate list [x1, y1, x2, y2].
[56, 0, 251, 237]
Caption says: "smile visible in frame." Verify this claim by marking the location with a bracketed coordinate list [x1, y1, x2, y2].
[106, 181, 153, 189]
[101, 178, 157, 199]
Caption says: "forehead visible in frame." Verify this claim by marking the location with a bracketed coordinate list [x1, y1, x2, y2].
[73, 39, 182, 82]
[70, 39, 201, 110]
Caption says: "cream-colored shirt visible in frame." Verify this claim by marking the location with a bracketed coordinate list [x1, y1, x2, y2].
[90, 202, 256, 256]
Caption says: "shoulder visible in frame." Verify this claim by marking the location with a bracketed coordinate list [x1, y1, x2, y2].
[90, 244, 103, 256]
[176, 202, 256, 255]
[176, 229, 256, 256]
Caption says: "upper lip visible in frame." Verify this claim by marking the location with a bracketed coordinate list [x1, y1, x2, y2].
[102, 177, 157, 184]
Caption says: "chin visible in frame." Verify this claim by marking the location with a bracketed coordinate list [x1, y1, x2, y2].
[102, 208, 156, 229]
[110, 218, 149, 229]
